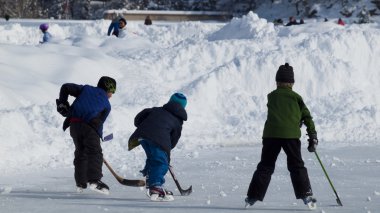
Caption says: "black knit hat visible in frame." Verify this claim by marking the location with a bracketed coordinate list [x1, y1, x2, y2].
[119, 18, 127, 25]
[97, 76, 116, 93]
[275, 63, 294, 83]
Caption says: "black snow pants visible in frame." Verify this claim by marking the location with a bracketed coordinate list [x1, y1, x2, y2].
[70, 122, 103, 186]
[247, 138, 313, 201]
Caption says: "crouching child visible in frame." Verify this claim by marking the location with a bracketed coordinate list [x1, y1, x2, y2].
[128, 93, 188, 201]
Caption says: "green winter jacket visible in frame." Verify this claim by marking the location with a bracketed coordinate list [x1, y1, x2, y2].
[262, 86, 316, 139]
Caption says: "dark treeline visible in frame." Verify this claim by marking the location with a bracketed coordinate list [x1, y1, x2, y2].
[0, 0, 379, 20]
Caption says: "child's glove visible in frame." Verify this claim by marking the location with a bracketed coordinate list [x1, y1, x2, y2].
[307, 133, 318, 152]
[56, 99, 70, 117]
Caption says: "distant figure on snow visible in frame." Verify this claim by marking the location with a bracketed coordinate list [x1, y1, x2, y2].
[56, 76, 117, 195]
[128, 93, 188, 202]
[324, 18, 329, 22]
[4, 14, 10, 21]
[285, 16, 298, 26]
[144, 15, 152, 25]
[118, 18, 128, 38]
[39, 23, 52, 43]
[299, 18, 305, 24]
[107, 16, 122, 37]
[245, 63, 318, 209]
[273, 18, 283, 26]
[337, 18, 345, 26]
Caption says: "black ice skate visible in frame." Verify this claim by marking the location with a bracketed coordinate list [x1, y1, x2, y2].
[89, 180, 109, 195]
[302, 196, 317, 210]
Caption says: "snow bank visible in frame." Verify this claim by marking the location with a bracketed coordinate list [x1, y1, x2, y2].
[1, 14, 380, 172]
[208, 11, 276, 41]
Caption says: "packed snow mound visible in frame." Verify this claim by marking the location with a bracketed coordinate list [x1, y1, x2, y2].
[208, 12, 276, 41]
[1, 18, 380, 172]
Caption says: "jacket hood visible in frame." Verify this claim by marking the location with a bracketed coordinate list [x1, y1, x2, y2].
[163, 102, 187, 121]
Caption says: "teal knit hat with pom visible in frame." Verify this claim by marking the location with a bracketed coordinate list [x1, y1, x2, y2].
[169, 93, 187, 108]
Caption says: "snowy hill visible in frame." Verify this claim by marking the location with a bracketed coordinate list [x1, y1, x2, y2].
[0, 12, 380, 213]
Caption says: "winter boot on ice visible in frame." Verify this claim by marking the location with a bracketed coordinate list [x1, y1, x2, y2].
[302, 196, 317, 210]
[76, 183, 87, 193]
[89, 180, 109, 195]
[148, 186, 174, 202]
[244, 197, 257, 208]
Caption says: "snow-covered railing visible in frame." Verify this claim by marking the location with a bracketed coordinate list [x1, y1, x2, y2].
[103, 10, 232, 21]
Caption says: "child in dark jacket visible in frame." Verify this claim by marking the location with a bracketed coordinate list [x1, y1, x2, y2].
[245, 63, 318, 208]
[128, 93, 187, 201]
[56, 76, 116, 195]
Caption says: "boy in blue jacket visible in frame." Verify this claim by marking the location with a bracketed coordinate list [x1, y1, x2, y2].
[128, 93, 188, 201]
[56, 76, 116, 195]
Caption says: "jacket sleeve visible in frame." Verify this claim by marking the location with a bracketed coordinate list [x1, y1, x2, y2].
[59, 83, 83, 102]
[134, 108, 153, 127]
[89, 107, 111, 133]
[298, 97, 317, 135]
[107, 23, 113, 36]
[170, 124, 182, 149]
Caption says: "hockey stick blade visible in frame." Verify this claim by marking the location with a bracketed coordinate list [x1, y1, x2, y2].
[120, 179, 146, 187]
[169, 167, 192, 196]
[179, 185, 192, 196]
[103, 158, 145, 187]
[103, 133, 113, 142]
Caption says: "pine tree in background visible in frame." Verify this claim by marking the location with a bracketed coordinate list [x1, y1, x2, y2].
[71, 0, 92, 19]
[44, 0, 67, 19]
[0, 0, 378, 20]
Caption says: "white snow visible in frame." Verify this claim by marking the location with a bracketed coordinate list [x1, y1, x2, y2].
[1, 11, 380, 212]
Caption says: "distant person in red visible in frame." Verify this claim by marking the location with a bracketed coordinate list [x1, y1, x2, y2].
[286, 16, 298, 26]
[337, 18, 345, 26]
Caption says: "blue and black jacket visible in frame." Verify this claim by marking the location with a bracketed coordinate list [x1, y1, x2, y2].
[128, 102, 187, 156]
[59, 83, 111, 138]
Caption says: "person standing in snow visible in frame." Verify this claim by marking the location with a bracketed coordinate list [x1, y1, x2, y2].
[337, 18, 345, 26]
[107, 16, 121, 37]
[128, 93, 188, 201]
[285, 16, 299, 26]
[39, 23, 52, 43]
[144, 15, 152, 25]
[56, 76, 116, 195]
[117, 18, 128, 38]
[245, 63, 318, 208]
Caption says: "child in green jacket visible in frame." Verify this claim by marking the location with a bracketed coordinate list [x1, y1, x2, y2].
[245, 63, 318, 208]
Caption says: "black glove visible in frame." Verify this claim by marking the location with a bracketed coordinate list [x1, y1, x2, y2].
[307, 133, 318, 152]
[56, 99, 70, 117]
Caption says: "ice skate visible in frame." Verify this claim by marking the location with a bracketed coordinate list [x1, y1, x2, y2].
[302, 196, 317, 210]
[147, 186, 174, 202]
[244, 197, 257, 208]
[89, 180, 109, 195]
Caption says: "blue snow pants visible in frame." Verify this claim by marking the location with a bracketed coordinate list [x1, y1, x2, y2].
[139, 139, 169, 187]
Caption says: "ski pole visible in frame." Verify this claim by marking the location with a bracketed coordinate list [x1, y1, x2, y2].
[314, 151, 343, 206]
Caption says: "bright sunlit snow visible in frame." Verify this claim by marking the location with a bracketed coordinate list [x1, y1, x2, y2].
[1, 12, 380, 213]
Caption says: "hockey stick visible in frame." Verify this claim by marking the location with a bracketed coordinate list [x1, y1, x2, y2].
[314, 151, 343, 206]
[168, 166, 192, 196]
[103, 158, 145, 187]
